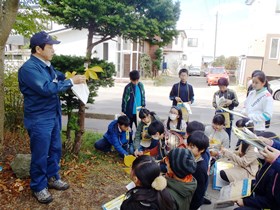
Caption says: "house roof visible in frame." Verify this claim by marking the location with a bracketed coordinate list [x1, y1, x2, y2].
[178, 30, 187, 38]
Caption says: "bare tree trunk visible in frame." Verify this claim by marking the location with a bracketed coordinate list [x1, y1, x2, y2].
[63, 109, 72, 152]
[86, 27, 94, 60]
[73, 101, 85, 155]
[72, 26, 112, 155]
[0, 47, 5, 156]
[72, 28, 94, 155]
[66, 110, 72, 141]
[0, 0, 19, 156]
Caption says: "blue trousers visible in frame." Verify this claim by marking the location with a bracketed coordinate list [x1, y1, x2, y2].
[25, 117, 61, 192]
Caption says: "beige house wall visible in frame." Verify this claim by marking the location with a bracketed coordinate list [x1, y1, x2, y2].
[243, 57, 263, 87]
[262, 34, 280, 77]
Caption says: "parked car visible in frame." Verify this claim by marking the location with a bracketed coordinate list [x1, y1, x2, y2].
[269, 79, 280, 100]
[188, 67, 201, 76]
[201, 68, 209, 77]
[206, 67, 229, 86]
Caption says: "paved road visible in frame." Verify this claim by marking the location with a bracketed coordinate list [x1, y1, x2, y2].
[62, 75, 280, 210]
[71, 75, 280, 142]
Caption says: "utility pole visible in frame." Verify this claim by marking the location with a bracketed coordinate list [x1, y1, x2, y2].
[214, 11, 218, 61]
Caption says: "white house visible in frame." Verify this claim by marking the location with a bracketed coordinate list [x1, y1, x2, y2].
[185, 28, 205, 67]
[239, 0, 280, 86]
[162, 30, 187, 72]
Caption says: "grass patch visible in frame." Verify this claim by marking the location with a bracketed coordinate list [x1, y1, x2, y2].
[153, 75, 171, 86]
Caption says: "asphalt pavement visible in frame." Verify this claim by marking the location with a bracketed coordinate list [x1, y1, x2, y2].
[62, 75, 280, 210]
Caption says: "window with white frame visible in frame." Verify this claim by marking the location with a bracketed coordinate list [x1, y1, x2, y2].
[188, 38, 198, 47]
[175, 36, 178, 45]
[269, 38, 279, 59]
[276, 0, 280, 13]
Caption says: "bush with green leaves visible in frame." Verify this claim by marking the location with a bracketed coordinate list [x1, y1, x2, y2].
[4, 65, 24, 132]
[51, 55, 115, 152]
[140, 53, 152, 78]
[153, 48, 163, 73]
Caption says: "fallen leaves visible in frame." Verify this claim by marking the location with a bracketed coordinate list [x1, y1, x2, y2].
[0, 144, 131, 209]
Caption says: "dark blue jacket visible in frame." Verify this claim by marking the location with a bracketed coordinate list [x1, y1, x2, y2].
[271, 140, 280, 173]
[18, 55, 72, 120]
[169, 82, 194, 106]
[104, 120, 129, 156]
[190, 156, 208, 210]
[243, 140, 280, 210]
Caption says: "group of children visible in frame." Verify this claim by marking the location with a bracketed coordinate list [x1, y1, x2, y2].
[94, 68, 280, 210]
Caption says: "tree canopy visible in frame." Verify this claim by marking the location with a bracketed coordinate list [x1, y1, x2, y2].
[40, 0, 181, 57]
[13, 1, 52, 37]
[225, 56, 239, 70]
[212, 55, 226, 67]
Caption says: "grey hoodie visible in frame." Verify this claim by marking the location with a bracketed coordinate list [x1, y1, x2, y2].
[166, 177, 197, 210]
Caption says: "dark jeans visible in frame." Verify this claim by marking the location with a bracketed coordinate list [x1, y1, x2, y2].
[129, 114, 137, 129]
[94, 137, 133, 157]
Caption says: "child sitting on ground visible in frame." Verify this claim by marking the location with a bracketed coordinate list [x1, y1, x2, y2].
[133, 108, 160, 157]
[187, 131, 210, 210]
[94, 115, 131, 158]
[164, 106, 186, 135]
[121, 155, 174, 210]
[235, 132, 280, 210]
[165, 148, 197, 210]
[205, 114, 229, 159]
[219, 118, 259, 183]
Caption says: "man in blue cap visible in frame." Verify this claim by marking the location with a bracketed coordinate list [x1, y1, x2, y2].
[18, 31, 86, 204]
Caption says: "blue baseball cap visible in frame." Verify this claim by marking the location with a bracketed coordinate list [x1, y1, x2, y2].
[30, 31, 60, 48]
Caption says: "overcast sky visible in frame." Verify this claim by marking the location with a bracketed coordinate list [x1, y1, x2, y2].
[177, 0, 251, 57]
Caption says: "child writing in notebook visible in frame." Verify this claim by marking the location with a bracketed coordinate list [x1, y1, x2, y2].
[235, 133, 280, 210]
[219, 118, 259, 183]
[205, 114, 229, 159]
[133, 108, 160, 157]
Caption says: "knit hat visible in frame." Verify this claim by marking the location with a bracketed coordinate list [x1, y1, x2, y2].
[167, 148, 197, 179]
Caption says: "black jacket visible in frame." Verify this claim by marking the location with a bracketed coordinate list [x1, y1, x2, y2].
[169, 82, 194, 106]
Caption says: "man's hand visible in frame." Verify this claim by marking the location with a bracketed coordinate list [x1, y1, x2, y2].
[260, 146, 280, 164]
[134, 149, 143, 157]
[175, 97, 182, 103]
[71, 75, 87, 84]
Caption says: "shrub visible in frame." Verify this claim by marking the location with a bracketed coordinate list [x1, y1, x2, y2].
[51, 55, 115, 154]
